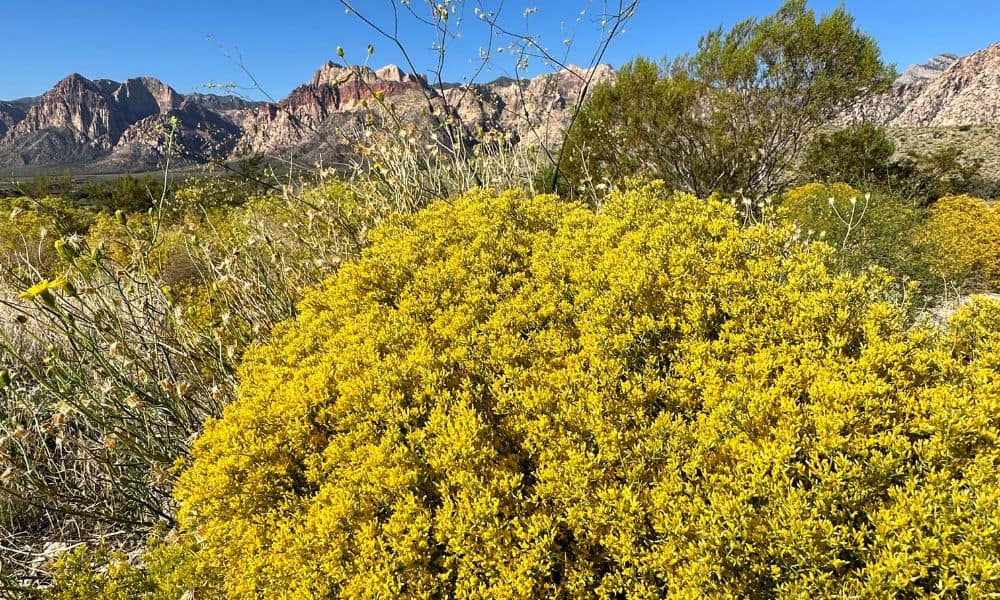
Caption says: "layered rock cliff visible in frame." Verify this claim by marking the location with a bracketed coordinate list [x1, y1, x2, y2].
[0, 100, 31, 138]
[235, 62, 430, 159]
[850, 43, 1000, 127]
[446, 64, 615, 148]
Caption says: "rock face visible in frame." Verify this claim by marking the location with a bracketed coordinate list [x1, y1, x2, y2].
[236, 63, 431, 159]
[849, 43, 1000, 127]
[0, 75, 258, 171]
[895, 54, 959, 87]
[234, 61, 613, 163]
[0, 99, 32, 138]
[446, 64, 615, 148]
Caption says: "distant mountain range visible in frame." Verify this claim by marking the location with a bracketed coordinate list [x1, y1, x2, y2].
[0, 62, 613, 174]
[2, 40, 999, 174]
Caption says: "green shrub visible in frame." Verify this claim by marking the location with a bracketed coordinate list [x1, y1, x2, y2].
[778, 182, 932, 291]
[559, 0, 893, 199]
[801, 123, 896, 187]
[79, 175, 167, 214]
[142, 184, 1000, 597]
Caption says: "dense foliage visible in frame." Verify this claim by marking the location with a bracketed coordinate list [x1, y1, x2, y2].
[62, 184, 992, 598]
[0, 177, 375, 588]
[801, 124, 897, 188]
[560, 0, 894, 198]
[778, 182, 932, 290]
[801, 125, 988, 204]
[3, 1, 999, 595]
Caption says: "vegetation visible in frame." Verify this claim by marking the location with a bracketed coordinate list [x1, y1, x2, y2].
[802, 124, 988, 205]
[919, 194, 1000, 290]
[801, 123, 897, 188]
[1, 1, 998, 597]
[778, 182, 932, 293]
[560, 0, 895, 199]
[33, 184, 1000, 598]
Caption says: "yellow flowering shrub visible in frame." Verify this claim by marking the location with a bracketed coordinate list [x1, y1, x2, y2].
[45, 529, 218, 600]
[919, 194, 1000, 290]
[165, 184, 999, 598]
[0, 196, 92, 277]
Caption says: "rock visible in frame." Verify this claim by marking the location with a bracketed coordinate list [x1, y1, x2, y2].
[8, 39, 997, 175]
[0, 100, 30, 137]
[846, 43, 1000, 127]
[0, 74, 256, 171]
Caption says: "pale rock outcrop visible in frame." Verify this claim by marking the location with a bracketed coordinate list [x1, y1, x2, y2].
[848, 44, 1000, 127]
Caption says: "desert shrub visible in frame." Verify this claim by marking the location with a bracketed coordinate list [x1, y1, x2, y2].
[0, 177, 422, 585]
[78, 175, 167, 214]
[170, 157, 277, 217]
[86, 212, 204, 290]
[18, 174, 74, 200]
[876, 147, 985, 207]
[127, 184, 1000, 598]
[556, 57, 700, 201]
[799, 125, 987, 207]
[778, 182, 931, 290]
[559, 0, 894, 199]
[44, 528, 216, 600]
[918, 194, 1000, 291]
[801, 123, 896, 187]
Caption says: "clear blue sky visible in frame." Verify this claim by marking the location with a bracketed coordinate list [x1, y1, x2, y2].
[3, 1, 999, 101]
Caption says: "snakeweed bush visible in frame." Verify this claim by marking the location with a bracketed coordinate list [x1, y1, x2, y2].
[919, 194, 1000, 292]
[59, 183, 1000, 598]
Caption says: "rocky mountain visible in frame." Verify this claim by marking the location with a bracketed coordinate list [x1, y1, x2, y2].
[446, 64, 615, 149]
[235, 61, 613, 163]
[235, 62, 432, 160]
[0, 75, 260, 172]
[895, 54, 959, 87]
[0, 61, 613, 173]
[0, 98, 34, 137]
[850, 43, 1000, 127]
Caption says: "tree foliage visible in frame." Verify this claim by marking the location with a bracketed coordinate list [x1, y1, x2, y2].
[801, 123, 897, 187]
[81, 184, 1000, 598]
[801, 123, 988, 205]
[561, 0, 894, 198]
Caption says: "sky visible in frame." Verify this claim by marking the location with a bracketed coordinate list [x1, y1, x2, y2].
[2, 0, 999, 102]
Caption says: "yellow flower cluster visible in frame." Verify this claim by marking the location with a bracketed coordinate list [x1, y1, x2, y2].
[167, 184, 1000, 597]
[919, 194, 1000, 289]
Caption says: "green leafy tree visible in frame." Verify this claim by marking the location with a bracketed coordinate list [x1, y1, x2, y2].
[557, 57, 703, 197]
[561, 0, 895, 198]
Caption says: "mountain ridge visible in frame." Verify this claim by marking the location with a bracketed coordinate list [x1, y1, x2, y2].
[845, 43, 1000, 127]
[2, 42, 999, 174]
[0, 61, 614, 173]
